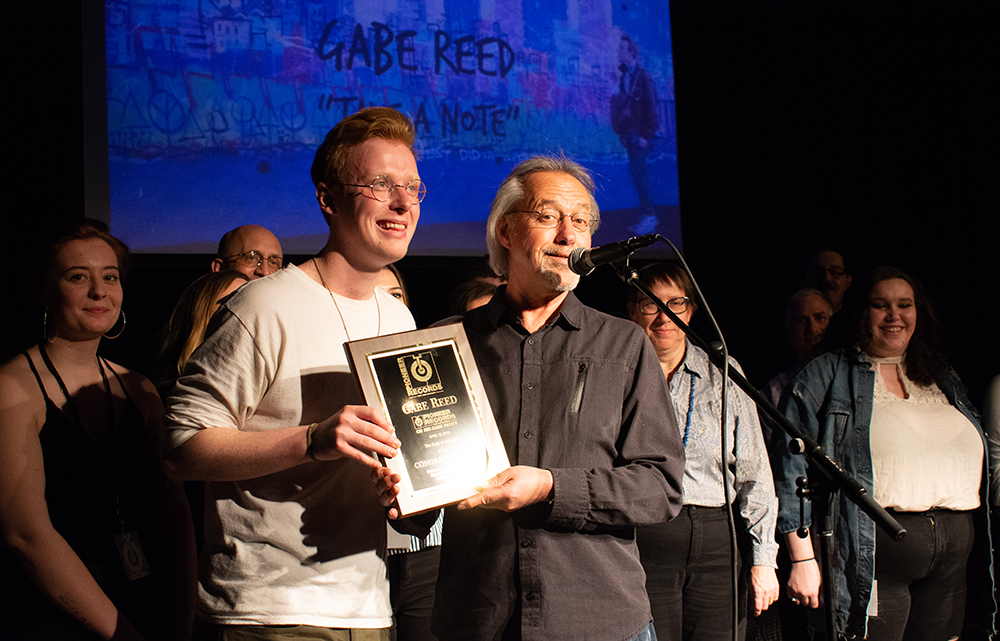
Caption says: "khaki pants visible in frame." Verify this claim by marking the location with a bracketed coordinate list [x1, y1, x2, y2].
[194, 620, 390, 641]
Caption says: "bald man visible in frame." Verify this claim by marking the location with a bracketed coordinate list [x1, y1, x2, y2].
[211, 224, 284, 279]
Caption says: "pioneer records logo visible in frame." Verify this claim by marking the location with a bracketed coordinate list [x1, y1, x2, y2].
[410, 354, 433, 382]
[397, 352, 444, 397]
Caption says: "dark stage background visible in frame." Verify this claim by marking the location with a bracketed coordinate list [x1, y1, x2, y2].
[8, 5, 996, 407]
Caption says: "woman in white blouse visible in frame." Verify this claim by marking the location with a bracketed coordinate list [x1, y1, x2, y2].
[776, 266, 994, 640]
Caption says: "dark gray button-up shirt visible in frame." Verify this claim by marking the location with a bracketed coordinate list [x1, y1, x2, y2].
[432, 289, 685, 641]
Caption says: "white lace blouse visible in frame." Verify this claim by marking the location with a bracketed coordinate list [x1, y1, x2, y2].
[868, 354, 982, 511]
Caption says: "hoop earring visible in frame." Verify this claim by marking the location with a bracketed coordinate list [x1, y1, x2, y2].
[43, 307, 56, 343]
[104, 311, 126, 339]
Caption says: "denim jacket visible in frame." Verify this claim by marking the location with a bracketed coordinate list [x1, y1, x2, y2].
[774, 349, 995, 640]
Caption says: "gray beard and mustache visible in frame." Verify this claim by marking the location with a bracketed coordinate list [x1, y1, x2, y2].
[539, 256, 580, 292]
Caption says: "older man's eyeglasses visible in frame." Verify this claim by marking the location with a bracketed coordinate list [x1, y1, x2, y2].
[225, 250, 284, 271]
[511, 207, 594, 233]
[807, 266, 847, 279]
[337, 175, 427, 204]
[638, 296, 691, 315]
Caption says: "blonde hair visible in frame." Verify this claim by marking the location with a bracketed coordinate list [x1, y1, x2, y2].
[156, 270, 249, 386]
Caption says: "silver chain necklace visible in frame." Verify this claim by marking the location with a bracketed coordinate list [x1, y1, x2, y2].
[311, 257, 381, 340]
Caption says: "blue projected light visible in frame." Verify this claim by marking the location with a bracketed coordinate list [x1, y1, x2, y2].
[105, 1, 680, 254]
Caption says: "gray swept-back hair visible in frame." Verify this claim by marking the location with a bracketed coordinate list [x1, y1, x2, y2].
[486, 155, 600, 279]
[784, 288, 830, 330]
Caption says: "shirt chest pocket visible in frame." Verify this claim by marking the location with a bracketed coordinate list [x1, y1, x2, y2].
[570, 361, 589, 414]
[823, 399, 852, 448]
[564, 360, 629, 436]
[537, 359, 631, 466]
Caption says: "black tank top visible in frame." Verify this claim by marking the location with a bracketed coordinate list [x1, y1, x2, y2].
[0, 350, 174, 639]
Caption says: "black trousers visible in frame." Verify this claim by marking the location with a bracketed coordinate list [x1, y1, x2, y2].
[866, 509, 974, 641]
[638, 505, 745, 641]
[388, 546, 440, 641]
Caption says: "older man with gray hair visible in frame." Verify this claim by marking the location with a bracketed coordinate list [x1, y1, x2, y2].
[380, 155, 684, 641]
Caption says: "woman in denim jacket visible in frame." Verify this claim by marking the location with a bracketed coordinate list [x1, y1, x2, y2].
[774, 267, 994, 640]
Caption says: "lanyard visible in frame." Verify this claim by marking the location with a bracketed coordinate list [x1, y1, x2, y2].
[683, 370, 695, 449]
[38, 343, 115, 437]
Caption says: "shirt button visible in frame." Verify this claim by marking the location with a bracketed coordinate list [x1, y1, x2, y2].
[521, 539, 532, 548]
[526, 382, 534, 390]
[522, 430, 532, 439]
[527, 338, 535, 345]
[525, 591, 537, 601]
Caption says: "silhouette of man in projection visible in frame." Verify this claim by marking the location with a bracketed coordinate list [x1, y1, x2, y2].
[611, 34, 659, 235]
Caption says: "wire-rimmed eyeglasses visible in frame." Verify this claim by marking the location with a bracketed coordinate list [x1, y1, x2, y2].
[510, 207, 595, 233]
[336, 175, 427, 204]
[224, 250, 284, 272]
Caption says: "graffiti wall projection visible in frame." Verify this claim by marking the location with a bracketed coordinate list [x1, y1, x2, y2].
[106, 0, 679, 254]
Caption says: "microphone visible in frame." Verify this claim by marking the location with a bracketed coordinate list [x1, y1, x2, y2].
[568, 234, 659, 275]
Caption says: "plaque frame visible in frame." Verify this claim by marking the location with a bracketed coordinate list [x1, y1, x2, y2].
[345, 323, 510, 516]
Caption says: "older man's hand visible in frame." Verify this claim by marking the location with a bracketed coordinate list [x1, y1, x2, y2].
[457, 466, 554, 512]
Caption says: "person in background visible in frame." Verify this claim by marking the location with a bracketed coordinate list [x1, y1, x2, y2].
[0, 219, 195, 640]
[626, 261, 779, 641]
[800, 250, 852, 364]
[802, 250, 851, 315]
[760, 289, 833, 445]
[154, 269, 250, 559]
[447, 277, 499, 315]
[378, 263, 410, 307]
[210, 224, 284, 280]
[752, 289, 834, 641]
[463, 255, 505, 288]
[782, 289, 833, 373]
[986, 375, 1000, 507]
[154, 270, 249, 395]
[446, 256, 505, 316]
[776, 266, 994, 640]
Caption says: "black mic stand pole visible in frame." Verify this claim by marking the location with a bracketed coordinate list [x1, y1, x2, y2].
[611, 257, 905, 641]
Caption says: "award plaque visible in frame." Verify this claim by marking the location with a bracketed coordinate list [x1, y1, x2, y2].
[345, 323, 510, 516]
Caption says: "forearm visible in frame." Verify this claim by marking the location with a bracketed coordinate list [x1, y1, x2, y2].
[164, 405, 400, 482]
[748, 532, 779, 568]
[783, 530, 821, 606]
[547, 462, 682, 531]
[6, 530, 135, 639]
[735, 410, 781, 567]
[739, 494, 780, 566]
[783, 529, 816, 562]
[736, 472, 780, 567]
[163, 424, 309, 482]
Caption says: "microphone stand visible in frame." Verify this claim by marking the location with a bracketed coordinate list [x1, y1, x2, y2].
[609, 239, 905, 641]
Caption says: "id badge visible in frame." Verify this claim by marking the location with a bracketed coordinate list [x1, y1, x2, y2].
[114, 530, 151, 581]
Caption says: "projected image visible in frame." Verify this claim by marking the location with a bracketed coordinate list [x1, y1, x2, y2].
[106, 1, 679, 254]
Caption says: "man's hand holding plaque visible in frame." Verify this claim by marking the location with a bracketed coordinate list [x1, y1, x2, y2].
[308, 405, 400, 466]
[373, 464, 554, 518]
[456, 466, 554, 512]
